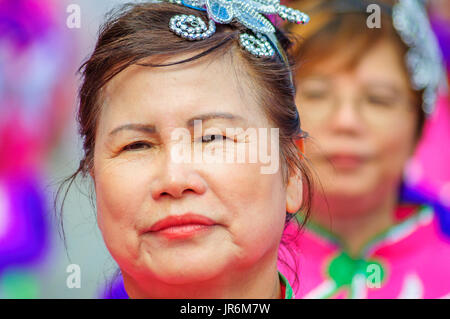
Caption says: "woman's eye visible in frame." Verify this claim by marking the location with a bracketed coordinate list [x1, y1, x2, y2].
[122, 142, 152, 151]
[201, 134, 226, 143]
[366, 95, 395, 107]
[301, 89, 328, 100]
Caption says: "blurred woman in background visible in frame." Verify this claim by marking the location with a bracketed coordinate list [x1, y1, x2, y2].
[278, 0, 450, 298]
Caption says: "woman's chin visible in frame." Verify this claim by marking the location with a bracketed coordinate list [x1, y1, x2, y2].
[158, 272, 217, 285]
[138, 256, 227, 285]
[318, 166, 381, 198]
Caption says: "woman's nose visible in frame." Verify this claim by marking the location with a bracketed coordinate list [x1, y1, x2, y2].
[150, 160, 207, 200]
[329, 98, 365, 135]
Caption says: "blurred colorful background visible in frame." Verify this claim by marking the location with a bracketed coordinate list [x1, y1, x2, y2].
[0, 0, 448, 298]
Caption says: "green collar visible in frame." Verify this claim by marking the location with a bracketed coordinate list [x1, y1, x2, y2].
[295, 204, 433, 259]
[278, 271, 294, 299]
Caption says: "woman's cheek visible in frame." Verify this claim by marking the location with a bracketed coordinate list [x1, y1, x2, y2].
[376, 126, 416, 182]
[97, 156, 150, 206]
[207, 160, 285, 231]
[95, 159, 149, 253]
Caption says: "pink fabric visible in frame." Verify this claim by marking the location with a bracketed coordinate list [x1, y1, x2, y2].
[405, 95, 450, 206]
[278, 205, 450, 298]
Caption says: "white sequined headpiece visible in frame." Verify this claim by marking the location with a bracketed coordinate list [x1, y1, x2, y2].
[392, 0, 446, 115]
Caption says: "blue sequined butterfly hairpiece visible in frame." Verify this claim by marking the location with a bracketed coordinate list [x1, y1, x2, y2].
[166, 0, 309, 63]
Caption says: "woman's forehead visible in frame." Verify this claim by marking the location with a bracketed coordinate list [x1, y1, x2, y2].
[99, 55, 268, 130]
[298, 38, 410, 88]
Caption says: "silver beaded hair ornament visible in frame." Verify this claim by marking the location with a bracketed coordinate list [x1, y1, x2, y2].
[392, 0, 447, 115]
[166, 0, 309, 63]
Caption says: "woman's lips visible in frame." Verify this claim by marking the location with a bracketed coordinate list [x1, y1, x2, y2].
[147, 214, 217, 239]
[326, 154, 369, 170]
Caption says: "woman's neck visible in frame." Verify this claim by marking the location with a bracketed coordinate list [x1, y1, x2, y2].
[310, 190, 398, 257]
[122, 251, 282, 298]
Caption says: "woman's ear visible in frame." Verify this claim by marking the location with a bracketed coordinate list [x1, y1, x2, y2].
[89, 167, 95, 184]
[286, 170, 303, 214]
[295, 138, 305, 158]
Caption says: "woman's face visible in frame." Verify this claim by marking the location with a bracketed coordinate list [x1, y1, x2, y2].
[92, 53, 302, 288]
[297, 38, 418, 209]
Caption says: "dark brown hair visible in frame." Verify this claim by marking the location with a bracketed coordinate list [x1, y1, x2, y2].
[54, 1, 313, 257]
[286, 0, 425, 137]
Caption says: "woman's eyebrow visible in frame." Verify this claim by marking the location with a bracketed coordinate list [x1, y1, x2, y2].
[108, 123, 156, 136]
[108, 113, 247, 136]
[186, 112, 247, 127]
[364, 81, 403, 94]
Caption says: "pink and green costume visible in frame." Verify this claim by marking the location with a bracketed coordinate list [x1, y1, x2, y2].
[278, 204, 450, 298]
